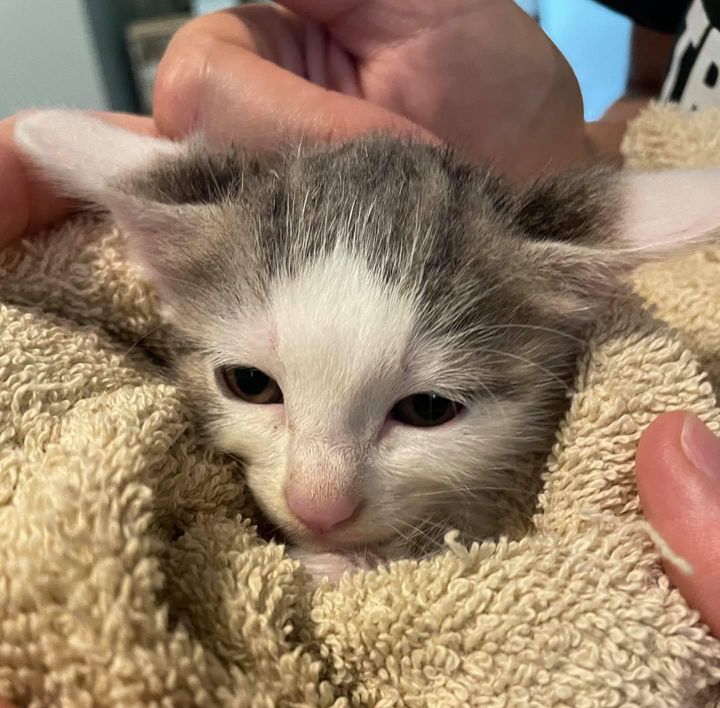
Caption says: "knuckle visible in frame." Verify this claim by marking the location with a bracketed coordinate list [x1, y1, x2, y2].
[153, 37, 210, 138]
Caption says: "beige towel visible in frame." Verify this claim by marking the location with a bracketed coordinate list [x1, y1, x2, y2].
[2, 103, 720, 707]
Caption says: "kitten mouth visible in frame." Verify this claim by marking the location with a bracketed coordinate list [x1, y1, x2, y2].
[299, 529, 394, 555]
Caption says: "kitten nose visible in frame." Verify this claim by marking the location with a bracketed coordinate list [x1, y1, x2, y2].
[285, 487, 360, 533]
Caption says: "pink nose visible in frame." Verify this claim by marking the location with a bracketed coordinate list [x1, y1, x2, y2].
[285, 488, 360, 533]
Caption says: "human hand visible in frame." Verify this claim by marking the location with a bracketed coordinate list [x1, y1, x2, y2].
[154, 0, 586, 177]
[636, 411, 720, 636]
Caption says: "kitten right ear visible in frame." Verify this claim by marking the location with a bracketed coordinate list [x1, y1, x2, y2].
[14, 110, 183, 201]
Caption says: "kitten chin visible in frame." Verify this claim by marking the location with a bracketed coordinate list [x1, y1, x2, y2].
[287, 547, 385, 586]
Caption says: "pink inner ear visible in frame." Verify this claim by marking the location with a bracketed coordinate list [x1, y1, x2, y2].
[622, 169, 720, 252]
[104, 192, 200, 292]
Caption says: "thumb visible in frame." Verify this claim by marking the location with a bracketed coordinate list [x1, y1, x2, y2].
[636, 411, 720, 636]
[153, 9, 433, 152]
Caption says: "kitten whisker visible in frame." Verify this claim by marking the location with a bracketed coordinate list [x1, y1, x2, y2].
[473, 323, 584, 344]
[151, 273, 203, 290]
[474, 346, 572, 391]
[390, 520, 440, 557]
[123, 322, 168, 357]
[405, 483, 528, 499]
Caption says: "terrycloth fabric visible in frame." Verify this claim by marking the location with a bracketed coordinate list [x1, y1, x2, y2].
[2, 103, 720, 707]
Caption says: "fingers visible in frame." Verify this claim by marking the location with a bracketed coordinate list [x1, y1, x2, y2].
[273, 0, 471, 56]
[0, 117, 33, 248]
[636, 411, 720, 636]
[153, 8, 433, 152]
[0, 112, 156, 247]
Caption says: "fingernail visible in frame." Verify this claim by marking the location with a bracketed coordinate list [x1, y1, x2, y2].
[681, 414, 720, 480]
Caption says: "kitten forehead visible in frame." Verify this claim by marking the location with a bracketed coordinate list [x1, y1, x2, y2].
[157, 139, 524, 347]
[270, 247, 417, 432]
[132, 137, 515, 302]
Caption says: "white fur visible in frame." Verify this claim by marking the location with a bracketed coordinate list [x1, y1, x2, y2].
[621, 169, 720, 252]
[14, 110, 181, 200]
[208, 247, 533, 553]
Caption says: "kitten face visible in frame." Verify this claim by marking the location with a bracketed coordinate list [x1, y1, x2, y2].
[15, 111, 720, 559]
[128, 141, 608, 553]
[177, 245, 553, 552]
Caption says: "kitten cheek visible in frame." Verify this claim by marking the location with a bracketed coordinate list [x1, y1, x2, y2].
[275, 405, 287, 426]
[211, 409, 287, 461]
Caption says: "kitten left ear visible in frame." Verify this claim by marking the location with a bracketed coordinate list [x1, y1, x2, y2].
[618, 168, 720, 257]
[525, 167, 720, 319]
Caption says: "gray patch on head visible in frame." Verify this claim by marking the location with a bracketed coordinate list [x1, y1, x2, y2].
[513, 167, 619, 247]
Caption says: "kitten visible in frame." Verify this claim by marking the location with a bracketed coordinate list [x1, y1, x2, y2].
[14, 111, 720, 583]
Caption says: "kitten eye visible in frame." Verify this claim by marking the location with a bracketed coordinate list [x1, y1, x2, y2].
[391, 393, 463, 427]
[219, 366, 283, 404]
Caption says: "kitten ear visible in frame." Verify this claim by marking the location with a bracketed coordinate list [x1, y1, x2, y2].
[618, 169, 720, 256]
[522, 167, 720, 321]
[517, 166, 720, 261]
[14, 110, 204, 298]
[14, 109, 182, 201]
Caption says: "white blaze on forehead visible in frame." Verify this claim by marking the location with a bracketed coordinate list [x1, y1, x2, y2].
[270, 247, 418, 432]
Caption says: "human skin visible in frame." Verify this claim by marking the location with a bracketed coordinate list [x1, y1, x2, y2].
[636, 411, 720, 637]
[0, 5, 678, 249]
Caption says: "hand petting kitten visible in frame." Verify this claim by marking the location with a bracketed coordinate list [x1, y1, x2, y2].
[0, 0, 585, 248]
